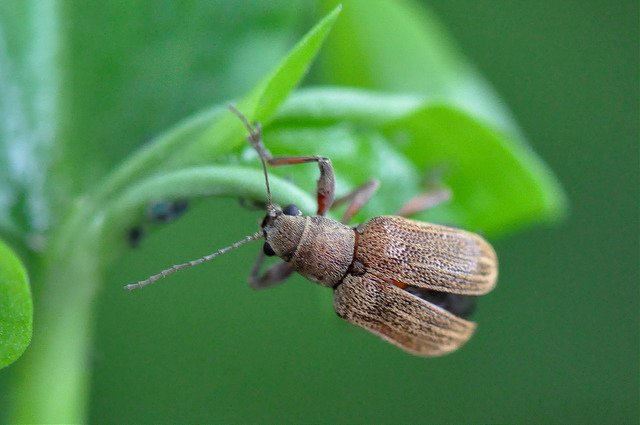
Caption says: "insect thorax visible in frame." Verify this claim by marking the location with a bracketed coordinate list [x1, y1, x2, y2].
[265, 215, 355, 287]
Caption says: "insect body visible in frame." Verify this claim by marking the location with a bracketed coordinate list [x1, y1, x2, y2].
[261, 209, 496, 356]
[127, 106, 498, 357]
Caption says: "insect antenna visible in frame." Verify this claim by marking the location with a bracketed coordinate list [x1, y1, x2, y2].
[228, 104, 273, 207]
[124, 231, 264, 291]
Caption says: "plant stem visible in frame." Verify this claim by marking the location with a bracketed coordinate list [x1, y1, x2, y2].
[10, 208, 102, 423]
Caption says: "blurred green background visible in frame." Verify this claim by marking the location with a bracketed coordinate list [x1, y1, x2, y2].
[1, 0, 638, 423]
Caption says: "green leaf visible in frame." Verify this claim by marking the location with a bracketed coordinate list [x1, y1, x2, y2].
[315, 0, 569, 231]
[272, 88, 566, 235]
[319, 0, 518, 134]
[109, 86, 565, 243]
[245, 4, 343, 123]
[385, 104, 567, 236]
[275, 86, 425, 125]
[0, 238, 32, 369]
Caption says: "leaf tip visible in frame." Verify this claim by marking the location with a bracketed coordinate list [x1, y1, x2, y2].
[0, 239, 33, 369]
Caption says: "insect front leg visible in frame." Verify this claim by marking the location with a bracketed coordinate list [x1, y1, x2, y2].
[267, 156, 336, 216]
[248, 250, 294, 290]
[332, 179, 380, 224]
[232, 109, 336, 215]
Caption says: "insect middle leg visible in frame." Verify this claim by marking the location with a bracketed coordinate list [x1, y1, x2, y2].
[396, 187, 452, 217]
[332, 179, 380, 224]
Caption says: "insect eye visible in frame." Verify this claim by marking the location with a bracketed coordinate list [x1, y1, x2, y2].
[263, 242, 276, 256]
[282, 204, 301, 216]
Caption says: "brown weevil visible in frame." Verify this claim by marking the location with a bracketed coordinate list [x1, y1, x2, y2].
[126, 106, 498, 356]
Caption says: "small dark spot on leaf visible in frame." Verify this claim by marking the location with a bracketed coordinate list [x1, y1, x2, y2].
[127, 226, 144, 248]
[147, 199, 189, 223]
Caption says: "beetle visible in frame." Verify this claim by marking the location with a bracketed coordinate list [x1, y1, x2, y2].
[126, 106, 498, 356]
